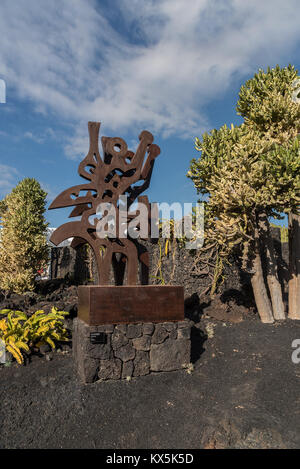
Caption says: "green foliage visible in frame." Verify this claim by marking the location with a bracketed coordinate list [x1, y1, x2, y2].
[188, 123, 246, 196]
[281, 226, 289, 243]
[0, 178, 49, 293]
[0, 198, 7, 218]
[270, 223, 289, 243]
[188, 64, 300, 284]
[237, 64, 300, 143]
[153, 217, 198, 285]
[153, 218, 179, 285]
[0, 307, 69, 364]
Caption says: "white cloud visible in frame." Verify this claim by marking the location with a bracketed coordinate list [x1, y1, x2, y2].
[23, 128, 55, 144]
[0, 0, 300, 158]
[0, 164, 19, 195]
[24, 131, 43, 144]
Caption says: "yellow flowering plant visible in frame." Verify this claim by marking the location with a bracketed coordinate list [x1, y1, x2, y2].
[0, 307, 70, 364]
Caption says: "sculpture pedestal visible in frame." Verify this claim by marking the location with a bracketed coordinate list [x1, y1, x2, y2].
[73, 318, 192, 383]
[74, 285, 190, 383]
[78, 285, 184, 325]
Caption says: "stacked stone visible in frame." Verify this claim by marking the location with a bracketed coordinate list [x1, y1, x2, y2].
[73, 318, 192, 383]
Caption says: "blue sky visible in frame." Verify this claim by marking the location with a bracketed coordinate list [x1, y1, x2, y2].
[0, 0, 299, 228]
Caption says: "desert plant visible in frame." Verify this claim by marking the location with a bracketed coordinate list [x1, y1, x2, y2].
[0, 307, 69, 364]
[153, 218, 187, 285]
[237, 65, 300, 320]
[0, 178, 49, 293]
[236, 65, 300, 143]
[188, 65, 300, 323]
[270, 224, 289, 243]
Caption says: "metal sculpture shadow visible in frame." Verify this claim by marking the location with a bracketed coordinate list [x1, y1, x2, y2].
[49, 122, 160, 285]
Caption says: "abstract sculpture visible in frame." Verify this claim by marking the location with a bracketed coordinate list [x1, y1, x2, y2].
[49, 122, 160, 285]
[49, 122, 183, 325]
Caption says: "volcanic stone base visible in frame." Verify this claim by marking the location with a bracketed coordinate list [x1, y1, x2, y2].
[73, 318, 192, 383]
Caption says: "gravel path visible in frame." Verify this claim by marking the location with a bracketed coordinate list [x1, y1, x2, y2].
[1, 318, 300, 449]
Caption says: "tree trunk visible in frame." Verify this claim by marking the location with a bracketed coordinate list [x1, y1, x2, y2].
[288, 212, 300, 319]
[250, 222, 274, 323]
[258, 213, 285, 320]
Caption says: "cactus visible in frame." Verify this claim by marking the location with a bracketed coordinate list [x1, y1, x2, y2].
[188, 65, 300, 322]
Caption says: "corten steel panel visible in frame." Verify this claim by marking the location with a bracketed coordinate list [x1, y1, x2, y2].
[78, 285, 184, 325]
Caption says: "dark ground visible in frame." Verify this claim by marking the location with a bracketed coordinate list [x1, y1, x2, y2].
[1, 316, 300, 449]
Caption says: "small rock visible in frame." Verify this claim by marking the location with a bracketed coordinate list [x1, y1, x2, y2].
[127, 324, 142, 339]
[93, 324, 114, 333]
[98, 358, 122, 380]
[111, 329, 128, 350]
[152, 324, 169, 344]
[178, 320, 190, 328]
[4, 351, 13, 363]
[61, 343, 71, 352]
[177, 327, 191, 340]
[115, 324, 127, 334]
[143, 323, 154, 335]
[39, 344, 51, 354]
[133, 350, 150, 377]
[84, 340, 112, 360]
[162, 322, 177, 332]
[150, 338, 191, 372]
[132, 335, 151, 351]
[53, 301, 65, 312]
[122, 360, 134, 379]
[114, 343, 136, 362]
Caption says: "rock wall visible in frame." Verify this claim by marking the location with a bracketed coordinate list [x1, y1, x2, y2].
[50, 227, 288, 305]
[73, 318, 192, 383]
[50, 246, 90, 284]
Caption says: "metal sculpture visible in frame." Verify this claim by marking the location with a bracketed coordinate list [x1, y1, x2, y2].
[49, 122, 160, 285]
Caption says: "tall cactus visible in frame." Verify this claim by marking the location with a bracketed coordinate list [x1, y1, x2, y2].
[188, 65, 300, 322]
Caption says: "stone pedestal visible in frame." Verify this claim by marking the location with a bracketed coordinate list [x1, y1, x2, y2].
[73, 318, 192, 383]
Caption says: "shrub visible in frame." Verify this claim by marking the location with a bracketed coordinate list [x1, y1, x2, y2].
[0, 178, 49, 293]
[0, 307, 69, 364]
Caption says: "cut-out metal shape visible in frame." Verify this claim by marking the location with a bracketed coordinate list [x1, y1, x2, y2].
[49, 122, 160, 285]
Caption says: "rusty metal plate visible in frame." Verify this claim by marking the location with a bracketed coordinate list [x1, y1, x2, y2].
[78, 285, 184, 325]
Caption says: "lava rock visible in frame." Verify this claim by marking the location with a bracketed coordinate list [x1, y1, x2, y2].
[133, 350, 150, 377]
[132, 335, 151, 351]
[127, 324, 142, 339]
[111, 329, 128, 350]
[114, 343, 136, 362]
[143, 323, 154, 335]
[122, 360, 134, 379]
[98, 358, 122, 380]
[151, 324, 169, 344]
[150, 338, 191, 372]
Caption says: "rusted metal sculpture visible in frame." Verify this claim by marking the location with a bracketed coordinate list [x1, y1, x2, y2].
[49, 122, 160, 286]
